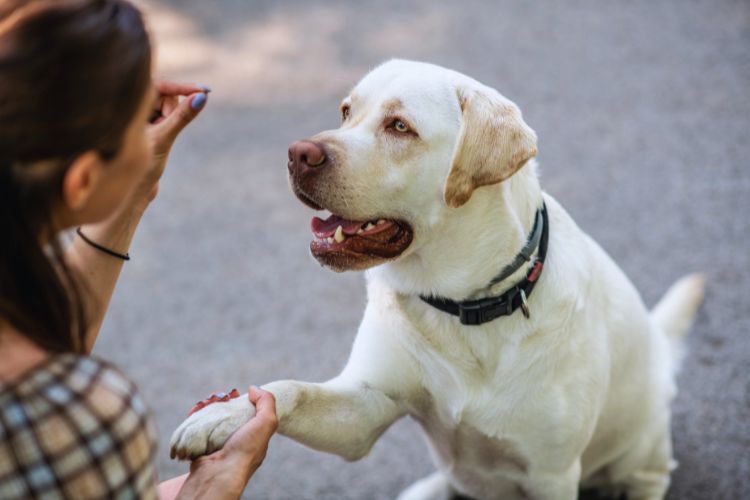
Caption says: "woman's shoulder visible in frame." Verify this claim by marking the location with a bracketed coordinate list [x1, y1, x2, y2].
[0, 353, 158, 499]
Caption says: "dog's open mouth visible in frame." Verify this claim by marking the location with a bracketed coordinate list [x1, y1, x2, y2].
[309, 213, 413, 271]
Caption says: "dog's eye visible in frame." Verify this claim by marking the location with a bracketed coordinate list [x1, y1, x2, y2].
[341, 106, 350, 121]
[384, 117, 417, 137]
[391, 119, 409, 133]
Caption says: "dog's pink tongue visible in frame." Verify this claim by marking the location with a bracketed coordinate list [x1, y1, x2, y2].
[311, 214, 364, 238]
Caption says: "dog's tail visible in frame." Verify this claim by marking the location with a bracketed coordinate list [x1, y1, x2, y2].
[650, 273, 706, 369]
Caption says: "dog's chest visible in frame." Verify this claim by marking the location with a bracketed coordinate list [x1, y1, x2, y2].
[413, 402, 533, 499]
[412, 382, 530, 499]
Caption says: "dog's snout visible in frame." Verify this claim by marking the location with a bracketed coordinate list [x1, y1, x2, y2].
[288, 140, 327, 175]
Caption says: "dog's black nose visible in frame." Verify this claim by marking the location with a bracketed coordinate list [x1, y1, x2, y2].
[288, 140, 327, 175]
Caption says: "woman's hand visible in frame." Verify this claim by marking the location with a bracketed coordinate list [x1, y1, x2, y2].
[138, 80, 210, 204]
[166, 386, 279, 500]
[209, 386, 278, 482]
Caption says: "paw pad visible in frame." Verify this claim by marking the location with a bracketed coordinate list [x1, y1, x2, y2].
[188, 388, 241, 416]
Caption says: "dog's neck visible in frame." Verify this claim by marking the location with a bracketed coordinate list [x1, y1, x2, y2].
[368, 161, 544, 301]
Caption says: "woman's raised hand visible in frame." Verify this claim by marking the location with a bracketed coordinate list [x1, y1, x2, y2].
[140, 80, 210, 203]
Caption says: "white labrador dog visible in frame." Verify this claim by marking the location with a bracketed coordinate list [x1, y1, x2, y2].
[170, 60, 705, 500]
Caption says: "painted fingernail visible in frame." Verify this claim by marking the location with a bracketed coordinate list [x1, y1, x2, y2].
[191, 92, 207, 110]
[198, 84, 212, 93]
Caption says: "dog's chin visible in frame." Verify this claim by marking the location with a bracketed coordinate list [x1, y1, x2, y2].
[308, 214, 414, 273]
[310, 240, 408, 272]
[311, 251, 397, 272]
[290, 183, 414, 272]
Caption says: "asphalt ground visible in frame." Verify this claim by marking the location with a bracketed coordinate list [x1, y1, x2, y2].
[95, 1, 750, 498]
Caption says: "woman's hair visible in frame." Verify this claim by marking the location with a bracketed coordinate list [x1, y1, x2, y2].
[0, 0, 151, 353]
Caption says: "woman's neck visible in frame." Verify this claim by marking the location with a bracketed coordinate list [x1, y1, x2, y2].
[0, 321, 50, 385]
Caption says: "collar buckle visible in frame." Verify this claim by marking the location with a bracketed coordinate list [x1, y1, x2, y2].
[458, 303, 483, 325]
[458, 295, 513, 325]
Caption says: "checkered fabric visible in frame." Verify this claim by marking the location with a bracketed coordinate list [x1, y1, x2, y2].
[0, 354, 158, 499]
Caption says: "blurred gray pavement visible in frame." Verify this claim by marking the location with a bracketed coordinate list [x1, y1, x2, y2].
[96, 1, 749, 498]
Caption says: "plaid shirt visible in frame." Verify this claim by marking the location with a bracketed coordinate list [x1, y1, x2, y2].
[0, 354, 158, 499]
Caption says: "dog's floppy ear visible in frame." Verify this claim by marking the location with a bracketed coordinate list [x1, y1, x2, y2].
[444, 87, 538, 208]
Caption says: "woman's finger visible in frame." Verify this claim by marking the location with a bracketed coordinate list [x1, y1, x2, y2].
[152, 91, 208, 147]
[248, 386, 275, 415]
[149, 95, 179, 125]
[161, 95, 179, 118]
[154, 79, 211, 97]
[248, 386, 278, 434]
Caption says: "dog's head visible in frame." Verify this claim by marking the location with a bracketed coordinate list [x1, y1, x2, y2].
[288, 59, 537, 272]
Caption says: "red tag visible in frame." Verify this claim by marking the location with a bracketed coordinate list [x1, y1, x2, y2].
[528, 261, 543, 283]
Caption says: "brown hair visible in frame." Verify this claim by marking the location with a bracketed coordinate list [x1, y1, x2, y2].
[0, 0, 151, 352]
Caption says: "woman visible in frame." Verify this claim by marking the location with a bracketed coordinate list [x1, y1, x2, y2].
[0, 0, 277, 498]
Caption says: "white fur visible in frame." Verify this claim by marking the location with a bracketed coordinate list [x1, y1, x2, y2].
[170, 60, 704, 500]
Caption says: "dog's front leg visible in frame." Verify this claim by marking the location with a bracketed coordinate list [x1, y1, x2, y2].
[169, 376, 404, 461]
[171, 296, 416, 461]
[263, 376, 404, 461]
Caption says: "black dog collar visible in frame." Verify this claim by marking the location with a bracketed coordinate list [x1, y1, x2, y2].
[420, 203, 549, 325]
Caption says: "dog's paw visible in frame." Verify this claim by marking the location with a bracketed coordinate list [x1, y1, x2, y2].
[169, 396, 255, 460]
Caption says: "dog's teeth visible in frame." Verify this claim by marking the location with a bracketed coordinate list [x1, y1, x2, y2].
[327, 237, 334, 244]
[377, 219, 386, 225]
[365, 223, 375, 231]
[334, 226, 345, 243]
[357, 228, 364, 234]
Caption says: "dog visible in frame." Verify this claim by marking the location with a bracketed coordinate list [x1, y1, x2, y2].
[170, 59, 705, 500]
